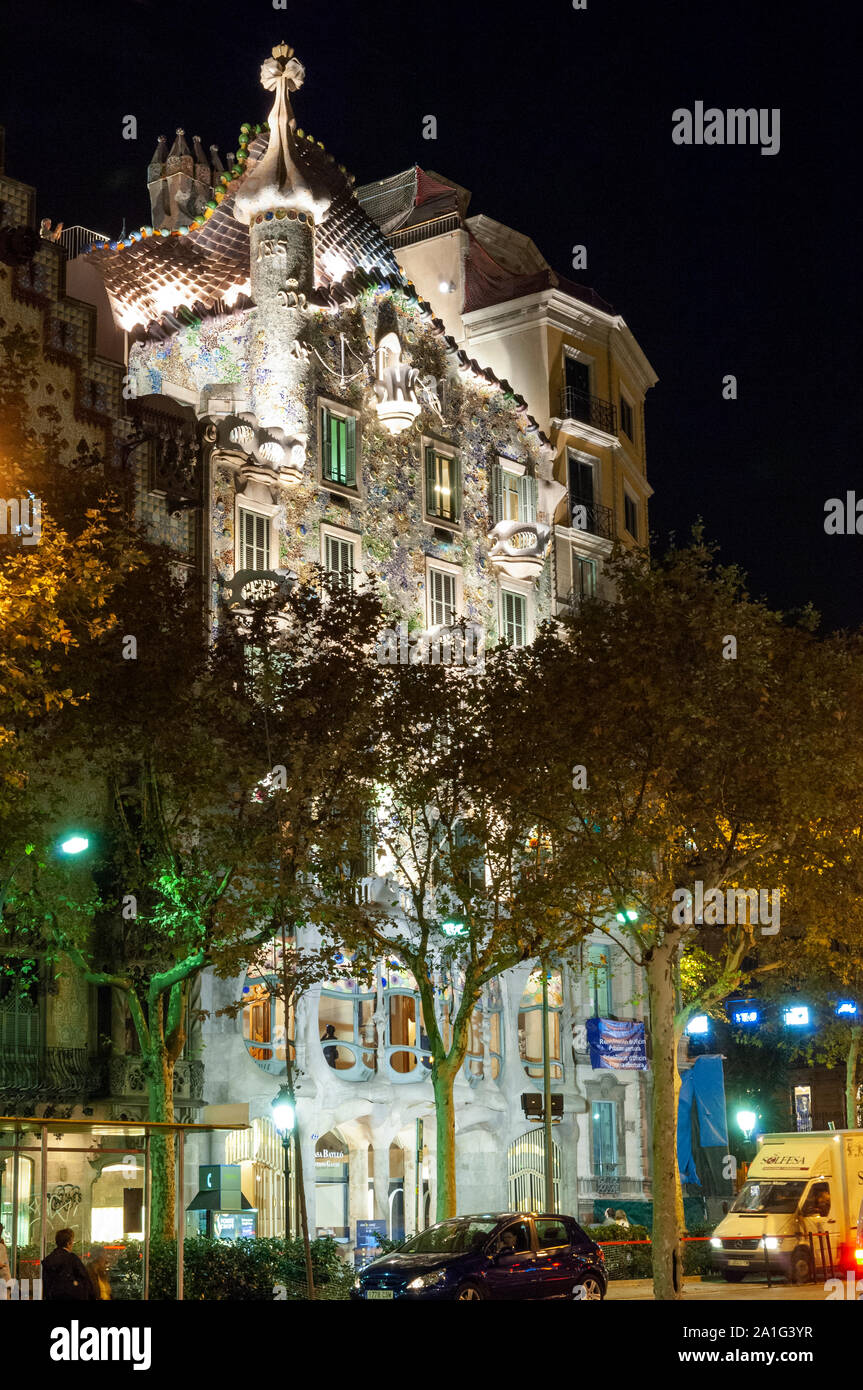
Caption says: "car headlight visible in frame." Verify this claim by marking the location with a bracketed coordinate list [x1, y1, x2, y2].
[407, 1269, 448, 1290]
[761, 1237, 780, 1251]
[710, 1238, 722, 1249]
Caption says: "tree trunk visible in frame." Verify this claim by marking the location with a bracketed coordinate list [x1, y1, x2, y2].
[285, 1050, 315, 1300]
[146, 1046, 176, 1239]
[646, 941, 685, 1300]
[846, 1025, 862, 1129]
[431, 1061, 459, 1220]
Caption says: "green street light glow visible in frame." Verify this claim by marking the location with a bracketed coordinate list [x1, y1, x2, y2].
[271, 1086, 295, 1135]
[59, 836, 89, 855]
[737, 1109, 757, 1139]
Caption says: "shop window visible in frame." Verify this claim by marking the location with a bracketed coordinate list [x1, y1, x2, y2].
[518, 968, 564, 1081]
[315, 1133, 349, 1241]
[318, 971, 377, 1079]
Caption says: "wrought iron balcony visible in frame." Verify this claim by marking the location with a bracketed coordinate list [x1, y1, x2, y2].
[568, 494, 615, 541]
[577, 1174, 646, 1199]
[0, 1047, 107, 1105]
[559, 386, 617, 437]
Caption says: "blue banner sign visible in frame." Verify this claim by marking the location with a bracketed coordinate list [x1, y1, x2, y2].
[586, 1018, 647, 1070]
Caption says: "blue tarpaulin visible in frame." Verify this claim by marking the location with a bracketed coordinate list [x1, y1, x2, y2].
[677, 1055, 729, 1185]
[586, 1017, 648, 1070]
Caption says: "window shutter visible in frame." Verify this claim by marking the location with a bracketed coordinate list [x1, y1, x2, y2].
[321, 408, 331, 480]
[451, 454, 461, 523]
[524, 474, 538, 522]
[425, 446, 436, 515]
[345, 416, 356, 488]
[492, 464, 504, 525]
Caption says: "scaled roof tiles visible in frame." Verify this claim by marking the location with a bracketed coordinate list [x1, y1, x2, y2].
[88, 133, 402, 331]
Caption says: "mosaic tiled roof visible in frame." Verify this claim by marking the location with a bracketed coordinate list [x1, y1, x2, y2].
[88, 131, 402, 331]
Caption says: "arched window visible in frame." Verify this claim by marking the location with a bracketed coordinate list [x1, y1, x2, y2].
[518, 967, 564, 1081]
[466, 978, 503, 1081]
[383, 962, 431, 1079]
[241, 959, 295, 1076]
[318, 967, 377, 1079]
[315, 1133, 349, 1241]
[434, 971, 503, 1083]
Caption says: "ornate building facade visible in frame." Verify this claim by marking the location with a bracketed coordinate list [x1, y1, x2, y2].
[2, 37, 659, 1256]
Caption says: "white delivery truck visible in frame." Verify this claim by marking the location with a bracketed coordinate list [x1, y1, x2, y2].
[711, 1130, 863, 1283]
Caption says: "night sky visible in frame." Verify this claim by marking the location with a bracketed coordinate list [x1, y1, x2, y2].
[2, 0, 858, 629]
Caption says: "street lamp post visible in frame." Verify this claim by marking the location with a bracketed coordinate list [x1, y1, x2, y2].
[272, 1087, 295, 1242]
[541, 964, 554, 1214]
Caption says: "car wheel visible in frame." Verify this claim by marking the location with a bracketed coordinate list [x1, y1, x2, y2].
[790, 1249, 813, 1285]
[455, 1281, 486, 1301]
[579, 1276, 605, 1301]
[723, 1270, 746, 1283]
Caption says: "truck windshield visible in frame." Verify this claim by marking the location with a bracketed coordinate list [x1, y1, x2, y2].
[730, 1181, 806, 1214]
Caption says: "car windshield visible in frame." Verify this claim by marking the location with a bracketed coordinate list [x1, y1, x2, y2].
[398, 1219, 499, 1255]
[730, 1181, 806, 1214]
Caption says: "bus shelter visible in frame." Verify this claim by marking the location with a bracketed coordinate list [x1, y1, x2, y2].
[0, 1116, 248, 1299]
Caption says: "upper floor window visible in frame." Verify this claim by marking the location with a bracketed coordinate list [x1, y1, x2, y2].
[619, 394, 634, 442]
[587, 943, 613, 1017]
[383, 962, 432, 1080]
[492, 464, 537, 525]
[320, 404, 358, 490]
[575, 555, 597, 602]
[501, 589, 528, 647]
[428, 564, 459, 629]
[319, 970, 377, 1079]
[242, 971, 295, 1075]
[424, 445, 460, 525]
[239, 508, 271, 572]
[591, 1100, 619, 1177]
[323, 530, 357, 591]
[624, 490, 639, 541]
[518, 967, 564, 1081]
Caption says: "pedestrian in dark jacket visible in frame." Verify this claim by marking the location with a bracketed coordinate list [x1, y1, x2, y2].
[42, 1229, 95, 1301]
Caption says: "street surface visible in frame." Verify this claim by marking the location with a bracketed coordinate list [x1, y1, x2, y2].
[608, 1278, 835, 1301]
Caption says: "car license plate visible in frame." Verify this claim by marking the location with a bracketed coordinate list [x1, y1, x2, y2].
[367, 1289, 394, 1299]
[728, 1260, 749, 1267]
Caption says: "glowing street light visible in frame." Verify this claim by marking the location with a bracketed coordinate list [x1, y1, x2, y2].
[737, 1109, 758, 1140]
[59, 835, 89, 855]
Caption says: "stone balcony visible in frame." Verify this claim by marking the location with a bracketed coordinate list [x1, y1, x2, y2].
[488, 519, 552, 581]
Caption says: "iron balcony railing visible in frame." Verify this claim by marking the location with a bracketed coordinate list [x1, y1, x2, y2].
[560, 386, 617, 437]
[57, 225, 110, 259]
[569, 493, 615, 541]
[390, 213, 461, 249]
[577, 1175, 645, 1198]
[0, 1046, 106, 1103]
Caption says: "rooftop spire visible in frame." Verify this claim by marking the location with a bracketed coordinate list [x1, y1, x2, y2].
[233, 42, 332, 224]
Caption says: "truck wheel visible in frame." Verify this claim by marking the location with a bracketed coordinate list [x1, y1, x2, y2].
[723, 1270, 746, 1283]
[790, 1249, 813, 1284]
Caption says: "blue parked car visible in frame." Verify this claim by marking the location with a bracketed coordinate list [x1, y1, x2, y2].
[352, 1211, 607, 1301]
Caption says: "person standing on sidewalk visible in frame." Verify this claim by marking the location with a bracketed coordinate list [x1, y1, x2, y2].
[41, 1229, 95, 1300]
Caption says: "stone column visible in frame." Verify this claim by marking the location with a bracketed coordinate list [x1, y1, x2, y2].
[347, 1139, 369, 1247]
[403, 1137, 418, 1237]
[372, 1140, 390, 1227]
